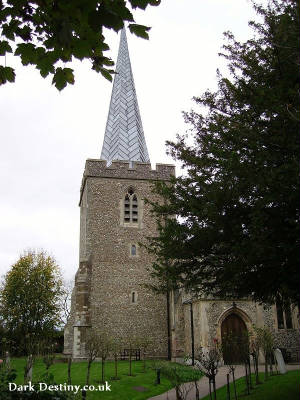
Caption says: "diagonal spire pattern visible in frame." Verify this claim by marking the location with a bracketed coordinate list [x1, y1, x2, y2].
[100, 28, 150, 163]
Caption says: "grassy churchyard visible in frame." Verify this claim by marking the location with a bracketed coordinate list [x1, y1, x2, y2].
[201, 370, 300, 400]
[8, 357, 300, 400]
[11, 357, 196, 400]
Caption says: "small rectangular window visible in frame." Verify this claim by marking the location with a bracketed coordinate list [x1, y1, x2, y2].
[131, 244, 137, 256]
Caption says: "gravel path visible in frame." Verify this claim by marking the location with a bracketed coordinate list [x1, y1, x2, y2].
[147, 364, 300, 400]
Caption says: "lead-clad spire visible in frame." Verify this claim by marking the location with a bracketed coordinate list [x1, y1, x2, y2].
[100, 29, 150, 163]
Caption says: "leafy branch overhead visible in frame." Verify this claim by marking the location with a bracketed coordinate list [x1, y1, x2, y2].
[0, 0, 160, 90]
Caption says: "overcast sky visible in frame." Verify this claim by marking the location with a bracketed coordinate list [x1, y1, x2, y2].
[0, 0, 263, 279]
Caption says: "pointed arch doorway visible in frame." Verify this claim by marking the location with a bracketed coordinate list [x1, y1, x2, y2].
[221, 313, 248, 364]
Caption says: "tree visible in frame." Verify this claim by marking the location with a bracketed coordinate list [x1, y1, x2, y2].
[147, 0, 299, 306]
[0, 250, 63, 355]
[85, 330, 99, 386]
[110, 336, 123, 380]
[159, 362, 200, 400]
[249, 327, 262, 385]
[256, 326, 274, 380]
[41, 341, 55, 378]
[193, 344, 222, 400]
[0, 0, 161, 89]
[97, 333, 111, 383]
[59, 279, 74, 326]
[221, 333, 240, 399]
[135, 336, 153, 372]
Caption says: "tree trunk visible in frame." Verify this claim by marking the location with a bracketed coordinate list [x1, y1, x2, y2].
[248, 359, 253, 389]
[101, 358, 105, 382]
[129, 350, 132, 376]
[67, 356, 72, 385]
[254, 354, 260, 385]
[175, 385, 183, 400]
[264, 352, 268, 380]
[209, 377, 213, 400]
[143, 350, 146, 372]
[269, 352, 273, 376]
[212, 375, 217, 400]
[226, 374, 231, 400]
[114, 355, 118, 379]
[86, 361, 91, 385]
[232, 369, 237, 400]
[244, 363, 250, 395]
[194, 380, 200, 400]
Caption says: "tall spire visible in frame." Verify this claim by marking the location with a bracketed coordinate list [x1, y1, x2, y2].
[100, 29, 150, 163]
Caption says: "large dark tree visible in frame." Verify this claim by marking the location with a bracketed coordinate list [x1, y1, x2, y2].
[147, 0, 299, 306]
[0, 0, 160, 89]
[0, 250, 63, 355]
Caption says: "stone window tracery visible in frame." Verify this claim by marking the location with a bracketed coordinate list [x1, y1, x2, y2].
[124, 187, 138, 224]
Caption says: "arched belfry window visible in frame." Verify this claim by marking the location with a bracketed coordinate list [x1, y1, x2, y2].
[124, 188, 138, 224]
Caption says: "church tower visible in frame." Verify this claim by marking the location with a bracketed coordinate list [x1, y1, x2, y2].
[64, 29, 175, 358]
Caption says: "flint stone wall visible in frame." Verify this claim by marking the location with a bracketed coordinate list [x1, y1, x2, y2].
[65, 160, 175, 358]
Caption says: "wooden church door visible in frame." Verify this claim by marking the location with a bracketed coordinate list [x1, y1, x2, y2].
[221, 313, 248, 364]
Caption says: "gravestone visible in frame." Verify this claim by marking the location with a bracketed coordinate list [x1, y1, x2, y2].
[25, 354, 33, 383]
[5, 351, 11, 370]
[274, 348, 287, 374]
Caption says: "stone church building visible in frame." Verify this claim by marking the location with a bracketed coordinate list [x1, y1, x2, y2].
[64, 29, 299, 362]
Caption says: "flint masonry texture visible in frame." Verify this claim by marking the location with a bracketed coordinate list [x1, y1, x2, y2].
[64, 28, 299, 362]
[64, 28, 175, 358]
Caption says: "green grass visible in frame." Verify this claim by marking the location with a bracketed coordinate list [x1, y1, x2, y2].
[10, 357, 195, 400]
[10, 358, 299, 400]
[201, 370, 300, 400]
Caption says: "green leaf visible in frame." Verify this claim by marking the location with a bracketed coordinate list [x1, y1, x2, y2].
[129, 0, 150, 9]
[52, 67, 74, 90]
[2, 23, 15, 40]
[36, 60, 55, 78]
[64, 68, 75, 84]
[88, 7, 124, 32]
[0, 40, 12, 56]
[0, 0, 160, 86]
[15, 25, 32, 41]
[128, 24, 150, 39]
[99, 67, 113, 82]
[100, 56, 114, 67]
[72, 39, 92, 60]
[0, 66, 15, 85]
[107, 1, 134, 22]
[15, 43, 37, 65]
[129, 0, 160, 10]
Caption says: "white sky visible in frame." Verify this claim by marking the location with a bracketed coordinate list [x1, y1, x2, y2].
[0, 0, 263, 279]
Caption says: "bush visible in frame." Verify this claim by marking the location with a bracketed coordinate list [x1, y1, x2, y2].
[0, 366, 76, 400]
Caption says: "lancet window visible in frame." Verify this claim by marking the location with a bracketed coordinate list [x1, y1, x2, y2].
[276, 297, 293, 329]
[131, 244, 137, 256]
[124, 187, 138, 224]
